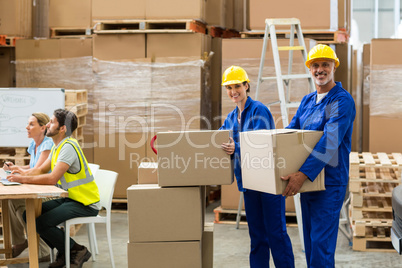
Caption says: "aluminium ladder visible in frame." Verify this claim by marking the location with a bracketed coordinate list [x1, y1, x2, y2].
[246, 18, 314, 251]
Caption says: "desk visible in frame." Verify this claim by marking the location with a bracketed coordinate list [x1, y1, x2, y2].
[0, 174, 68, 267]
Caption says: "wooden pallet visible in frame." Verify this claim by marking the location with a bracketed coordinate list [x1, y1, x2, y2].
[350, 152, 402, 177]
[207, 26, 240, 38]
[0, 148, 30, 166]
[352, 236, 395, 252]
[65, 89, 88, 106]
[50, 27, 92, 38]
[66, 103, 88, 117]
[93, 19, 206, 34]
[349, 204, 393, 221]
[351, 192, 392, 208]
[0, 35, 22, 46]
[240, 29, 349, 43]
[213, 206, 297, 226]
[352, 220, 392, 237]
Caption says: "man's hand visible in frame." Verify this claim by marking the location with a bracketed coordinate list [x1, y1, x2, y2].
[221, 137, 235, 155]
[7, 173, 25, 183]
[281, 171, 309, 197]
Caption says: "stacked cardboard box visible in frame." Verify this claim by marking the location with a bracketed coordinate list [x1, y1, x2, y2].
[127, 185, 203, 267]
[247, 0, 351, 32]
[91, 32, 215, 198]
[369, 39, 402, 153]
[129, 130, 232, 267]
[0, 0, 33, 37]
[0, 47, 16, 87]
[349, 152, 402, 252]
[14, 38, 95, 162]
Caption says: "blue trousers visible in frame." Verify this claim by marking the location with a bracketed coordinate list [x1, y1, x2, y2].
[244, 190, 294, 268]
[301, 185, 347, 268]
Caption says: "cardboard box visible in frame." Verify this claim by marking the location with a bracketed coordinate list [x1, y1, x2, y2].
[127, 185, 202, 242]
[146, 33, 211, 59]
[127, 241, 202, 268]
[16, 38, 92, 60]
[157, 130, 233, 187]
[0, 47, 16, 87]
[94, 133, 147, 199]
[221, 181, 244, 210]
[93, 34, 146, 61]
[248, 0, 338, 30]
[240, 129, 325, 195]
[146, 0, 205, 20]
[202, 223, 214, 268]
[0, 0, 32, 37]
[138, 162, 158, 184]
[369, 39, 402, 153]
[362, 44, 370, 152]
[92, 0, 145, 21]
[49, 0, 91, 28]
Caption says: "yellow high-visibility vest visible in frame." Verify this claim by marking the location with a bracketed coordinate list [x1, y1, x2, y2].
[51, 138, 99, 206]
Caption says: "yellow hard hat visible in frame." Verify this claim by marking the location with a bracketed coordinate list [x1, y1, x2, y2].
[305, 44, 340, 68]
[222, 65, 250, 86]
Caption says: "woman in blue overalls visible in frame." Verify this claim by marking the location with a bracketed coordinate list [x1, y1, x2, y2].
[220, 66, 294, 268]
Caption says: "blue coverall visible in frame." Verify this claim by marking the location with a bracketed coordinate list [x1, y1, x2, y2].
[287, 82, 356, 268]
[220, 96, 295, 268]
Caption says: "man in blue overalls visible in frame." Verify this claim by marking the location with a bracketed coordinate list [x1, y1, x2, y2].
[281, 44, 356, 268]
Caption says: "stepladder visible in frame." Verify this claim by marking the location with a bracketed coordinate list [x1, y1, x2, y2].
[255, 18, 314, 252]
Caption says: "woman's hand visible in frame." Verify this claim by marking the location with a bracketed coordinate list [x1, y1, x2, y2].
[10, 166, 28, 175]
[2, 161, 14, 171]
[221, 137, 235, 155]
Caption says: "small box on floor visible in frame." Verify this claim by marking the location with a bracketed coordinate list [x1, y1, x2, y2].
[138, 162, 158, 184]
[240, 129, 325, 195]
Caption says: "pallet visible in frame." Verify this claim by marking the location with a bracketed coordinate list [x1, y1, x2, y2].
[213, 206, 297, 226]
[240, 29, 349, 43]
[351, 192, 392, 208]
[350, 152, 402, 177]
[65, 89, 88, 106]
[352, 236, 395, 252]
[352, 220, 393, 237]
[66, 103, 88, 117]
[207, 26, 240, 38]
[0, 148, 30, 166]
[93, 19, 206, 34]
[0, 35, 22, 46]
[50, 27, 92, 38]
[349, 204, 393, 221]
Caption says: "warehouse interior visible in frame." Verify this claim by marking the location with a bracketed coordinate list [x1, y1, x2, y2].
[1, 0, 402, 267]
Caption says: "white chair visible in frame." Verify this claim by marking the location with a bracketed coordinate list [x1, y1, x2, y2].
[88, 163, 100, 178]
[53, 169, 118, 268]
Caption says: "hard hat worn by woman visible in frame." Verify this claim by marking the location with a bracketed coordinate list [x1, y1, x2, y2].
[305, 44, 340, 68]
[221, 65, 250, 86]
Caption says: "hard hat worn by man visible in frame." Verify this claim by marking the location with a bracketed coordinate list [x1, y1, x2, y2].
[281, 44, 356, 268]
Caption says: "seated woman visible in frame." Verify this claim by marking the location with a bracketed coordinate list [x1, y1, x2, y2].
[3, 112, 54, 261]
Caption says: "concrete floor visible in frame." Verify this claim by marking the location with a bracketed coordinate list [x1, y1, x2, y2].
[7, 200, 402, 268]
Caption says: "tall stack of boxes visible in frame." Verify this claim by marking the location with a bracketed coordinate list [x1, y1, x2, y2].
[128, 129, 233, 267]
